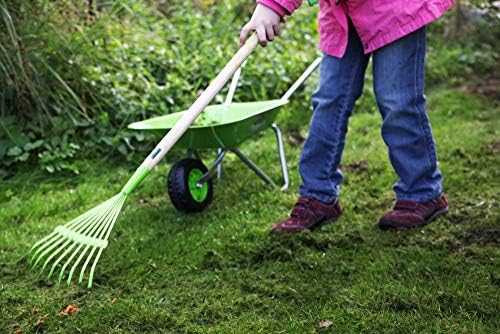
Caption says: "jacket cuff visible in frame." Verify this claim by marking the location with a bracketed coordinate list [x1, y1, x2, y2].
[258, 0, 289, 17]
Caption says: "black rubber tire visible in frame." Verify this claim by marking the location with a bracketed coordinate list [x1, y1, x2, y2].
[167, 158, 213, 213]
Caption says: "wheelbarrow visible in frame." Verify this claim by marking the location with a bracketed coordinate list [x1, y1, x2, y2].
[128, 57, 322, 213]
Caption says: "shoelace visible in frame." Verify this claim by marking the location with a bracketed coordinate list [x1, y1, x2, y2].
[394, 200, 419, 211]
[394, 199, 436, 214]
[290, 197, 313, 218]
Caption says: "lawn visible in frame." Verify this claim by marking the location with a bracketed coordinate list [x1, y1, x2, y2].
[1, 88, 499, 333]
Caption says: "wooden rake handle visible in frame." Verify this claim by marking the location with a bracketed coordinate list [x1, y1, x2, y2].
[143, 34, 259, 170]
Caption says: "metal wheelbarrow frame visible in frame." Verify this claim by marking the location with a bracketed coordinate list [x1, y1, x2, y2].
[128, 57, 322, 212]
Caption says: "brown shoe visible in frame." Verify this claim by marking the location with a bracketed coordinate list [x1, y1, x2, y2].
[379, 193, 449, 230]
[271, 196, 343, 234]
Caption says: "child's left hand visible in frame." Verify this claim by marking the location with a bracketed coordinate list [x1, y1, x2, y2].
[239, 4, 282, 47]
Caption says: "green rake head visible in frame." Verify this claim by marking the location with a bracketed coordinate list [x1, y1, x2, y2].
[29, 193, 127, 288]
[28, 165, 150, 288]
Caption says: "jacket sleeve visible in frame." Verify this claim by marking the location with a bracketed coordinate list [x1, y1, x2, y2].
[257, 0, 302, 16]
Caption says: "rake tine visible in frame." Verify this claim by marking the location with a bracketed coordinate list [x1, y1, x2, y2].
[33, 195, 117, 282]
[60, 196, 120, 285]
[28, 231, 57, 256]
[54, 202, 117, 283]
[31, 236, 66, 269]
[88, 248, 105, 288]
[35, 196, 119, 273]
[59, 244, 87, 285]
[78, 247, 98, 286]
[69, 194, 124, 286]
[38, 239, 72, 275]
[67, 244, 92, 285]
[30, 233, 63, 264]
[28, 203, 99, 257]
[78, 195, 126, 287]
[47, 242, 78, 280]
[87, 196, 126, 287]
[34, 213, 98, 271]
[55, 243, 84, 285]
[30, 201, 107, 265]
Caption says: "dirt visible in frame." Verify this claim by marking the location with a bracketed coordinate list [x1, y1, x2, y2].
[287, 127, 305, 146]
[340, 160, 368, 173]
[461, 79, 500, 100]
[448, 228, 500, 252]
[487, 140, 500, 154]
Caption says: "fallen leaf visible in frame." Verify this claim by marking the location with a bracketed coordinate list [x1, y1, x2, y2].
[34, 313, 49, 327]
[15, 328, 22, 334]
[35, 317, 44, 327]
[31, 307, 39, 314]
[319, 320, 333, 329]
[59, 304, 79, 316]
[111, 298, 118, 304]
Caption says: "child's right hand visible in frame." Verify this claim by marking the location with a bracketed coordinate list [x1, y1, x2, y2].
[239, 4, 282, 47]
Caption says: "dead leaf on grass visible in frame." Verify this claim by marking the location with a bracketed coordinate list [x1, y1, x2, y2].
[35, 317, 44, 327]
[59, 304, 79, 316]
[111, 298, 118, 304]
[31, 307, 39, 314]
[319, 319, 334, 329]
[15, 328, 22, 334]
[34, 313, 49, 327]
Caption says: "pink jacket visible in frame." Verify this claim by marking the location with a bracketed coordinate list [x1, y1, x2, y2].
[258, 0, 455, 57]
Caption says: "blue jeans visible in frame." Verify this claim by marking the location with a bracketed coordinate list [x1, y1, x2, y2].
[299, 23, 443, 203]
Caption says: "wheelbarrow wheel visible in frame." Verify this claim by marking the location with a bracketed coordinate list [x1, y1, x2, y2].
[167, 158, 213, 213]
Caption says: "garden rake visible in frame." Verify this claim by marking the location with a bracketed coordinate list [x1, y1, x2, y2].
[29, 35, 260, 288]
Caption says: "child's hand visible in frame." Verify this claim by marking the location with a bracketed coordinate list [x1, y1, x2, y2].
[240, 4, 282, 47]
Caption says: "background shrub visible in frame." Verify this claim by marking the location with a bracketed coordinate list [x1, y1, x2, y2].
[0, 0, 497, 176]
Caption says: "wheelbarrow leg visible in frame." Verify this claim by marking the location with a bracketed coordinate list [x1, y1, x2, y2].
[230, 148, 277, 188]
[217, 148, 223, 179]
[271, 123, 289, 190]
[196, 149, 227, 185]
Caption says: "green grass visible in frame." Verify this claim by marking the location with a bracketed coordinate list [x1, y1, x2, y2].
[1, 88, 499, 333]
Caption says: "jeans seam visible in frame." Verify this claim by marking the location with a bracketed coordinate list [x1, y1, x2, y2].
[413, 28, 433, 171]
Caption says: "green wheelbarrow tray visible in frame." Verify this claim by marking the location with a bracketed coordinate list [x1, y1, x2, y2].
[128, 99, 288, 150]
[128, 57, 322, 212]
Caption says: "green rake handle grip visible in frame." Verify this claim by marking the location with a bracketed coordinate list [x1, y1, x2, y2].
[121, 34, 260, 195]
[122, 165, 150, 195]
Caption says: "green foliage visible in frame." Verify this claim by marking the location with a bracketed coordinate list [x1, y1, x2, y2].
[0, 0, 498, 176]
[426, 2, 500, 85]
[0, 0, 318, 176]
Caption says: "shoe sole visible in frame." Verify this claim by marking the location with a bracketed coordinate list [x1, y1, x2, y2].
[379, 207, 449, 230]
[270, 215, 341, 235]
[309, 216, 340, 232]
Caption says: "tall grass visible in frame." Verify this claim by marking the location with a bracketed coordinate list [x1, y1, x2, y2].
[0, 0, 496, 176]
[0, 0, 319, 175]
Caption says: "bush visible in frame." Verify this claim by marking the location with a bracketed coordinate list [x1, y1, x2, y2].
[1, 1, 498, 176]
[0, 0, 318, 176]
[426, 1, 500, 85]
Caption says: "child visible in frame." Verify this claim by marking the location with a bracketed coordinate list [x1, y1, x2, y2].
[239, 0, 455, 233]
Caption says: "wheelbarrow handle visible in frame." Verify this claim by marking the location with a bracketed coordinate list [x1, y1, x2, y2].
[142, 34, 259, 170]
[280, 56, 322, 101]
[224, 64, 243, 106]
